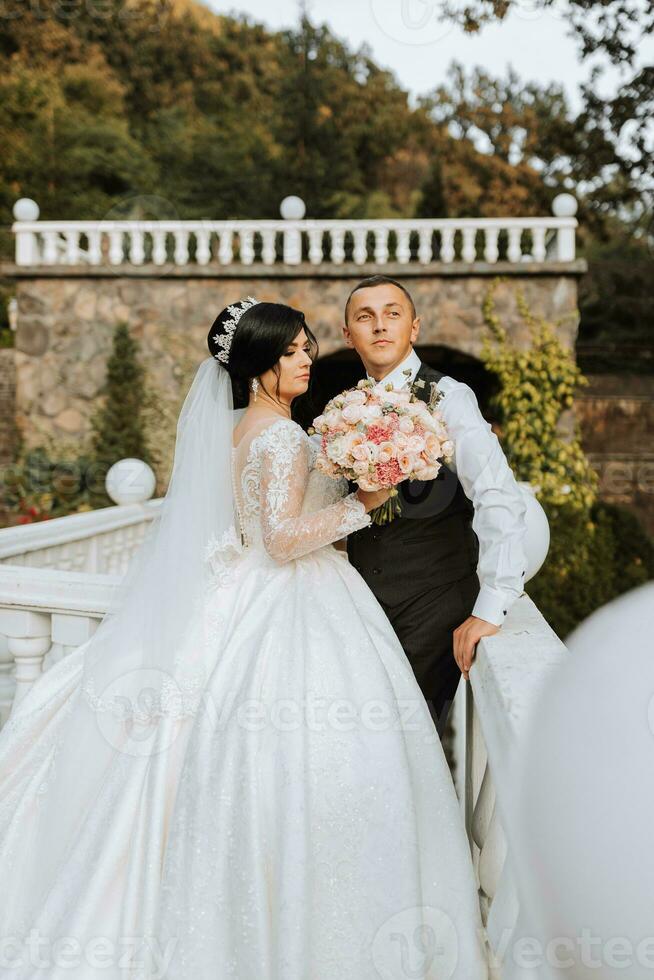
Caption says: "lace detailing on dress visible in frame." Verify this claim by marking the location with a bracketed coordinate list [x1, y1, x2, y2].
[204, 523, 244, 589]
[229, 418, 370, 565]
[81, 670, 205, 720]
[256, 419, 371, 563]
[337, 493, 370, 536]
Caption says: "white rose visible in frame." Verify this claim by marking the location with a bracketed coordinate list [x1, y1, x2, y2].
[351, 443, 371, 462]
[399, 416, 414, 434]
[326, 438, 344, 462]
[406, 435, 425, 454]
[324, 410, 342, 428]
[342, 403, 365, 424]
[372, 385, 398, 403]
[360, 403, 383, 423]
[415, 462, 441, 481]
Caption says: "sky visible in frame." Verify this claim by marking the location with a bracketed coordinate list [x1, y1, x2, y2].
[209, 0, 645, 114]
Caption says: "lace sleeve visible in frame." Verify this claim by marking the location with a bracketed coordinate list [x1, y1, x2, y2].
[259, 420, 371, 563]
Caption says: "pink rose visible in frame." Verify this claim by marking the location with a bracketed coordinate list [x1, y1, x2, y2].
[415, 462, 441, 480]
[377, 441, 395, 463]
[398, 452, 417, 475]
[424, 433, 441, 458]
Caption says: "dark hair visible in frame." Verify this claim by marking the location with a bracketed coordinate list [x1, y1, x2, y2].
[207, 300, 318, 407]
[344, 275, 417, 323]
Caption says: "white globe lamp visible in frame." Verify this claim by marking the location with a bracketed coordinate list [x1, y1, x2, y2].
[13, 198, 40, 222]
[551, 193, 577, 218]
[106, 458, 157, 506]
[280, 196, 306, 221]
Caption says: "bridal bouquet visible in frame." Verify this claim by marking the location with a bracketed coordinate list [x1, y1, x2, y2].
[309, 377, 454, 525]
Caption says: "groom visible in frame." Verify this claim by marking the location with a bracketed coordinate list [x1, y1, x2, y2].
[342, 275, 527, 736]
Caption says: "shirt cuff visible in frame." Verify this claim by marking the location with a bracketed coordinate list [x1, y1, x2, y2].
[472, 585, 516, 627]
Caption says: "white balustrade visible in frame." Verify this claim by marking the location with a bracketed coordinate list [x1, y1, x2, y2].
[0, 498, 157, 717]
[11, 197, 578, 269]
[0, 500, 161, 575]
[0, 565, 120, 717]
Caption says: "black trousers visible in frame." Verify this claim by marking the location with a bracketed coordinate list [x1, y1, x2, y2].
[377, 570, 480, 739]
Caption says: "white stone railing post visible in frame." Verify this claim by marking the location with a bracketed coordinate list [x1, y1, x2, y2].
[51, 612, 99, 660]
[11, 198, 579, 269]
[0, 609, 52, 711]
[281, 196, 305, 265]
[13, 198, 41, 265]
[0, 566, 122, 719]
[551, 193, 578, 261]
[0, 635, 15, 727]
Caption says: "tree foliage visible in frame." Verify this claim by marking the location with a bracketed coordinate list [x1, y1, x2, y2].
[0, 0, 651, 361]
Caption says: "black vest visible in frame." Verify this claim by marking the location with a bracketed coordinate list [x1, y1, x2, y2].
[346, 363, 479, 605]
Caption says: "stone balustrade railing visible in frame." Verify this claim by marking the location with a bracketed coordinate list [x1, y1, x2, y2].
[0, 500, 161, 575]
[453, 594, 569, 976]
[11, 195, 579, 268]
[0, 501, 159, 722]
[0, 564, 119, 725]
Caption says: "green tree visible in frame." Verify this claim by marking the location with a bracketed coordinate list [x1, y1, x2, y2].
[440, 0, 653, 210]
[90, 323, 150, 506]
[416, 158, 448, 218]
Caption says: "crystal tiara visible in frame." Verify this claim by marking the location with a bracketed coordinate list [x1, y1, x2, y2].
[212, 296, 261, 365]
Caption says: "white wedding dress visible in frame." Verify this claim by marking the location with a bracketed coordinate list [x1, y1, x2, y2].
[0, 415, 487, 980]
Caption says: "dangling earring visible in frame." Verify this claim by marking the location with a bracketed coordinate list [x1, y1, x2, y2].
[250, 377, 259, 401]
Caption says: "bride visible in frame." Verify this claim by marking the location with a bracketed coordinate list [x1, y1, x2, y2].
[0, 298, 488, 979]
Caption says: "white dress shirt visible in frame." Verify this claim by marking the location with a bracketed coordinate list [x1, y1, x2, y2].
[367, 347, 527, 627]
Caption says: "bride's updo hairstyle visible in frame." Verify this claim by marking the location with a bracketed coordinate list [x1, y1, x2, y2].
[207, 301, 319, 407]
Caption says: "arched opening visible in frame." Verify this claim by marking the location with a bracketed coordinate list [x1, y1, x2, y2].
[295, 345, 499, 429]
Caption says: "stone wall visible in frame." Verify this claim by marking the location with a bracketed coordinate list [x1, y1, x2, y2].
[0, 349, 17, 464]
[8, 263, 582, 462]
[575, 374, 654, 536]
[7, 261, 652, 536]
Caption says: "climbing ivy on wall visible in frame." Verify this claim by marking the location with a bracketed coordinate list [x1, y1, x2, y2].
[481, 278, 652, 637]
[481, 278, 597, 511]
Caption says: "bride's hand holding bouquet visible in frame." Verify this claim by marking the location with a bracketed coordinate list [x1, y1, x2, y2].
[310, 377, 454, 525]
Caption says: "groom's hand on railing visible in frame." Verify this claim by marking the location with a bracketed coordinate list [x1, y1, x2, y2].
[453, 616, 500, 681]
